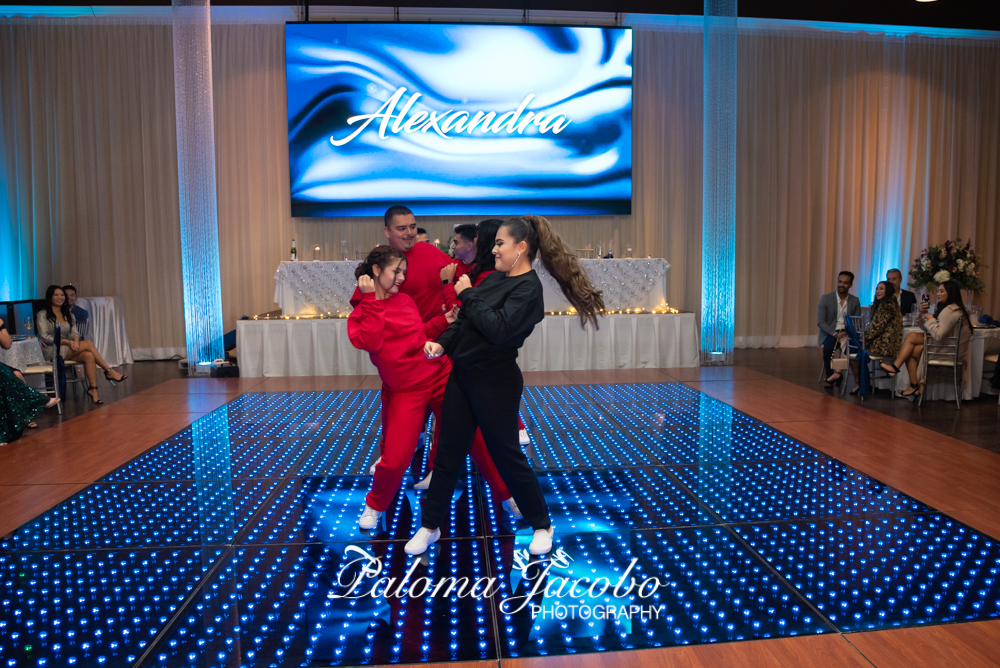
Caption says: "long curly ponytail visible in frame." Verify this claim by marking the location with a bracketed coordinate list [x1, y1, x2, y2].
[501, 215, 605, 328]
[355, 245, 405, 279]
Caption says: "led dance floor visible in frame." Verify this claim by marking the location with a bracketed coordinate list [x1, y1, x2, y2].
[1, 383, 999, 667]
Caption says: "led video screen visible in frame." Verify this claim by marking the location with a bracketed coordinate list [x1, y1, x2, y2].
[285, 23, 632, 217]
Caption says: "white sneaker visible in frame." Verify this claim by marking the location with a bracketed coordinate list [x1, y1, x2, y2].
[519, 429, 530, 445]
[501, 497, 523, 519]
[358, 505, 382, 530]
[528, 527, 554, 555]
[413, 471, 433, 489]
[404, 527, 441, 555]
[368, 456, 382, 475]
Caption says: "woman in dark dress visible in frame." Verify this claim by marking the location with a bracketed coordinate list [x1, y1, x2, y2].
[1, 318, 60, 446]
[406, 215, 604, 556]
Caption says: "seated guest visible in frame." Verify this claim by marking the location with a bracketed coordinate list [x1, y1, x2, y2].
[416, 227, 430, 244]
[865, 281, 903, 359]
[1, 317, 59, 445]
[36, 285, 126, 405]
[817, 271, 861, 386]
[881, 281, 972, 398]
[62, 285, 89, 337]
[887, 268, 917, 315]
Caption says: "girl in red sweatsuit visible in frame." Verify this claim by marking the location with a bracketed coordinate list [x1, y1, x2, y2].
[348, 245, 520, 530]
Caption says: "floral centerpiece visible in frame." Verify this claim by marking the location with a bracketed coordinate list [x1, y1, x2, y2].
[908, 238, 985, 295]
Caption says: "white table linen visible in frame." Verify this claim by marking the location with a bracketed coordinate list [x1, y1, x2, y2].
[0, 337, 46, 371]
[75, 296, 134, 367]
[273, 258, 671, 317]
[236, 312, 698, 377]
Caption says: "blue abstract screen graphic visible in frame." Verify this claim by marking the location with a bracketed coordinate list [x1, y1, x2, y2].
[285, 23, 633, 216]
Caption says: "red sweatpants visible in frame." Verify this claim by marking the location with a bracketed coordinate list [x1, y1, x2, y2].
[378, 386, 526, 470]
[367, 365, 511, 511]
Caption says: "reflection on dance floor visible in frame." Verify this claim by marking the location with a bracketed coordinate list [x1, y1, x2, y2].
[2, 384, 999, 666]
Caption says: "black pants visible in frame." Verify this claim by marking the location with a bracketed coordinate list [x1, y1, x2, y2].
[420, 363, 551, 531]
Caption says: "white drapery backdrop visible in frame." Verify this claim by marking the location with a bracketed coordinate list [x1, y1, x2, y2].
[1, 15, 998, 355]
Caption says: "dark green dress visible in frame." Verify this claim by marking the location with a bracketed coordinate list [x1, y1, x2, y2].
[1, 343, 49, 443]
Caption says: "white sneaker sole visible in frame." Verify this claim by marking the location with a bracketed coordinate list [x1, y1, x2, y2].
[413, 471, 433, 490]
[404, 528, 441, 555]
[528, 527, 554, 555]
[519, 429, 530, 445]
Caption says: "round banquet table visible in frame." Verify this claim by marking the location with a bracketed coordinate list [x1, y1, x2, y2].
[75, 296, 134, 367]
[0, 337, 46, 372]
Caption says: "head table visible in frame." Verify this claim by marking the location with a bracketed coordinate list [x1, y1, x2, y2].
[273, 258, 671, 316]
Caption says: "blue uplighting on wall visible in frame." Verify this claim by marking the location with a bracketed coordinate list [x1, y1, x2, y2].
[0, 171, 31, 301]
[701, 0, 737, 365]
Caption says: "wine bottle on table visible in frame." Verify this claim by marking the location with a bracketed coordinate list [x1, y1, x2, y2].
[290, 239, 297, 262]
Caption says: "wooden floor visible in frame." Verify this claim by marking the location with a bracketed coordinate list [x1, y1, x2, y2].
[3, 367, 1000, 667]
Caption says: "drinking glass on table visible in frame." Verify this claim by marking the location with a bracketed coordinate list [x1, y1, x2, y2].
[22, 317, 33, 333]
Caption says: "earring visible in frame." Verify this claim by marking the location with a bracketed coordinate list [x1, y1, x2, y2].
[513, 251, 522, 268]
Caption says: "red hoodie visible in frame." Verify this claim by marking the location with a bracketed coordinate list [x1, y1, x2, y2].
[347, 292, 450, 392]
[350, 242, 453, 323]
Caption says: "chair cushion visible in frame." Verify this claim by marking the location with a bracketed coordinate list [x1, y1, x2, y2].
[22, 365, 53, 374]
[927, 359, 963, 367]
[986, 353, 999, 364]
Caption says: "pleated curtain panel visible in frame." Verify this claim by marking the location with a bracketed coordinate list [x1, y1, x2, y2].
[1, 16, 998, 356]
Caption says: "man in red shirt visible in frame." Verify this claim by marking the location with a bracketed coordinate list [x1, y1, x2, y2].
[351, 205, 453, 473]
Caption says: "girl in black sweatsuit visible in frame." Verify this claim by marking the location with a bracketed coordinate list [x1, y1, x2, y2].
[406, 215, 605, 556]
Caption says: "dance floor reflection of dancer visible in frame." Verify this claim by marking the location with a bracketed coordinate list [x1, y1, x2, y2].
[348, 246, 521, 530]
[406, 215, 605, 556]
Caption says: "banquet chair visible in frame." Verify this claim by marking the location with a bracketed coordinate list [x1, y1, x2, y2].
[859, 310, 895, 401]
[63, 320, 88, 395]
[983, 351, 999, 405]
[918, 317, 965, 410]
[21, 330, 62, 415]
[842, 315, 865, 400]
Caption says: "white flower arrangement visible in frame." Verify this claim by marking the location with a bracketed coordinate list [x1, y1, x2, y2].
[910, 239, 985, 294]
[933, 269, 952, 284]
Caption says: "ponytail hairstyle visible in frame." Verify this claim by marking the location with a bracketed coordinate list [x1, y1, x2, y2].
[501, 215, 605, 328]
[469, 218, 503, 284]
[355, 245, 405, 280]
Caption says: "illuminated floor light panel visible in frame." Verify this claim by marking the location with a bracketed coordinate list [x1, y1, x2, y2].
[1, 384, 999, 667]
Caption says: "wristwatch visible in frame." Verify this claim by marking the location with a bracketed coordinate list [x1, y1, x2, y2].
[442, 279, 451, 285]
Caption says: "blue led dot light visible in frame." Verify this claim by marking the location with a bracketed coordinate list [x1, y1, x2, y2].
[1, 480, 279, 551]
[2, 382, 998, 667]
[150, 541, 496, 666]
[671, 460, 931, 523]
[482, 468, 714, 537]
[736, 515, 1000, 630]
[489, 528, 830, 658]
[529, 429, 662, 470]
[0, 548, 221, 667]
